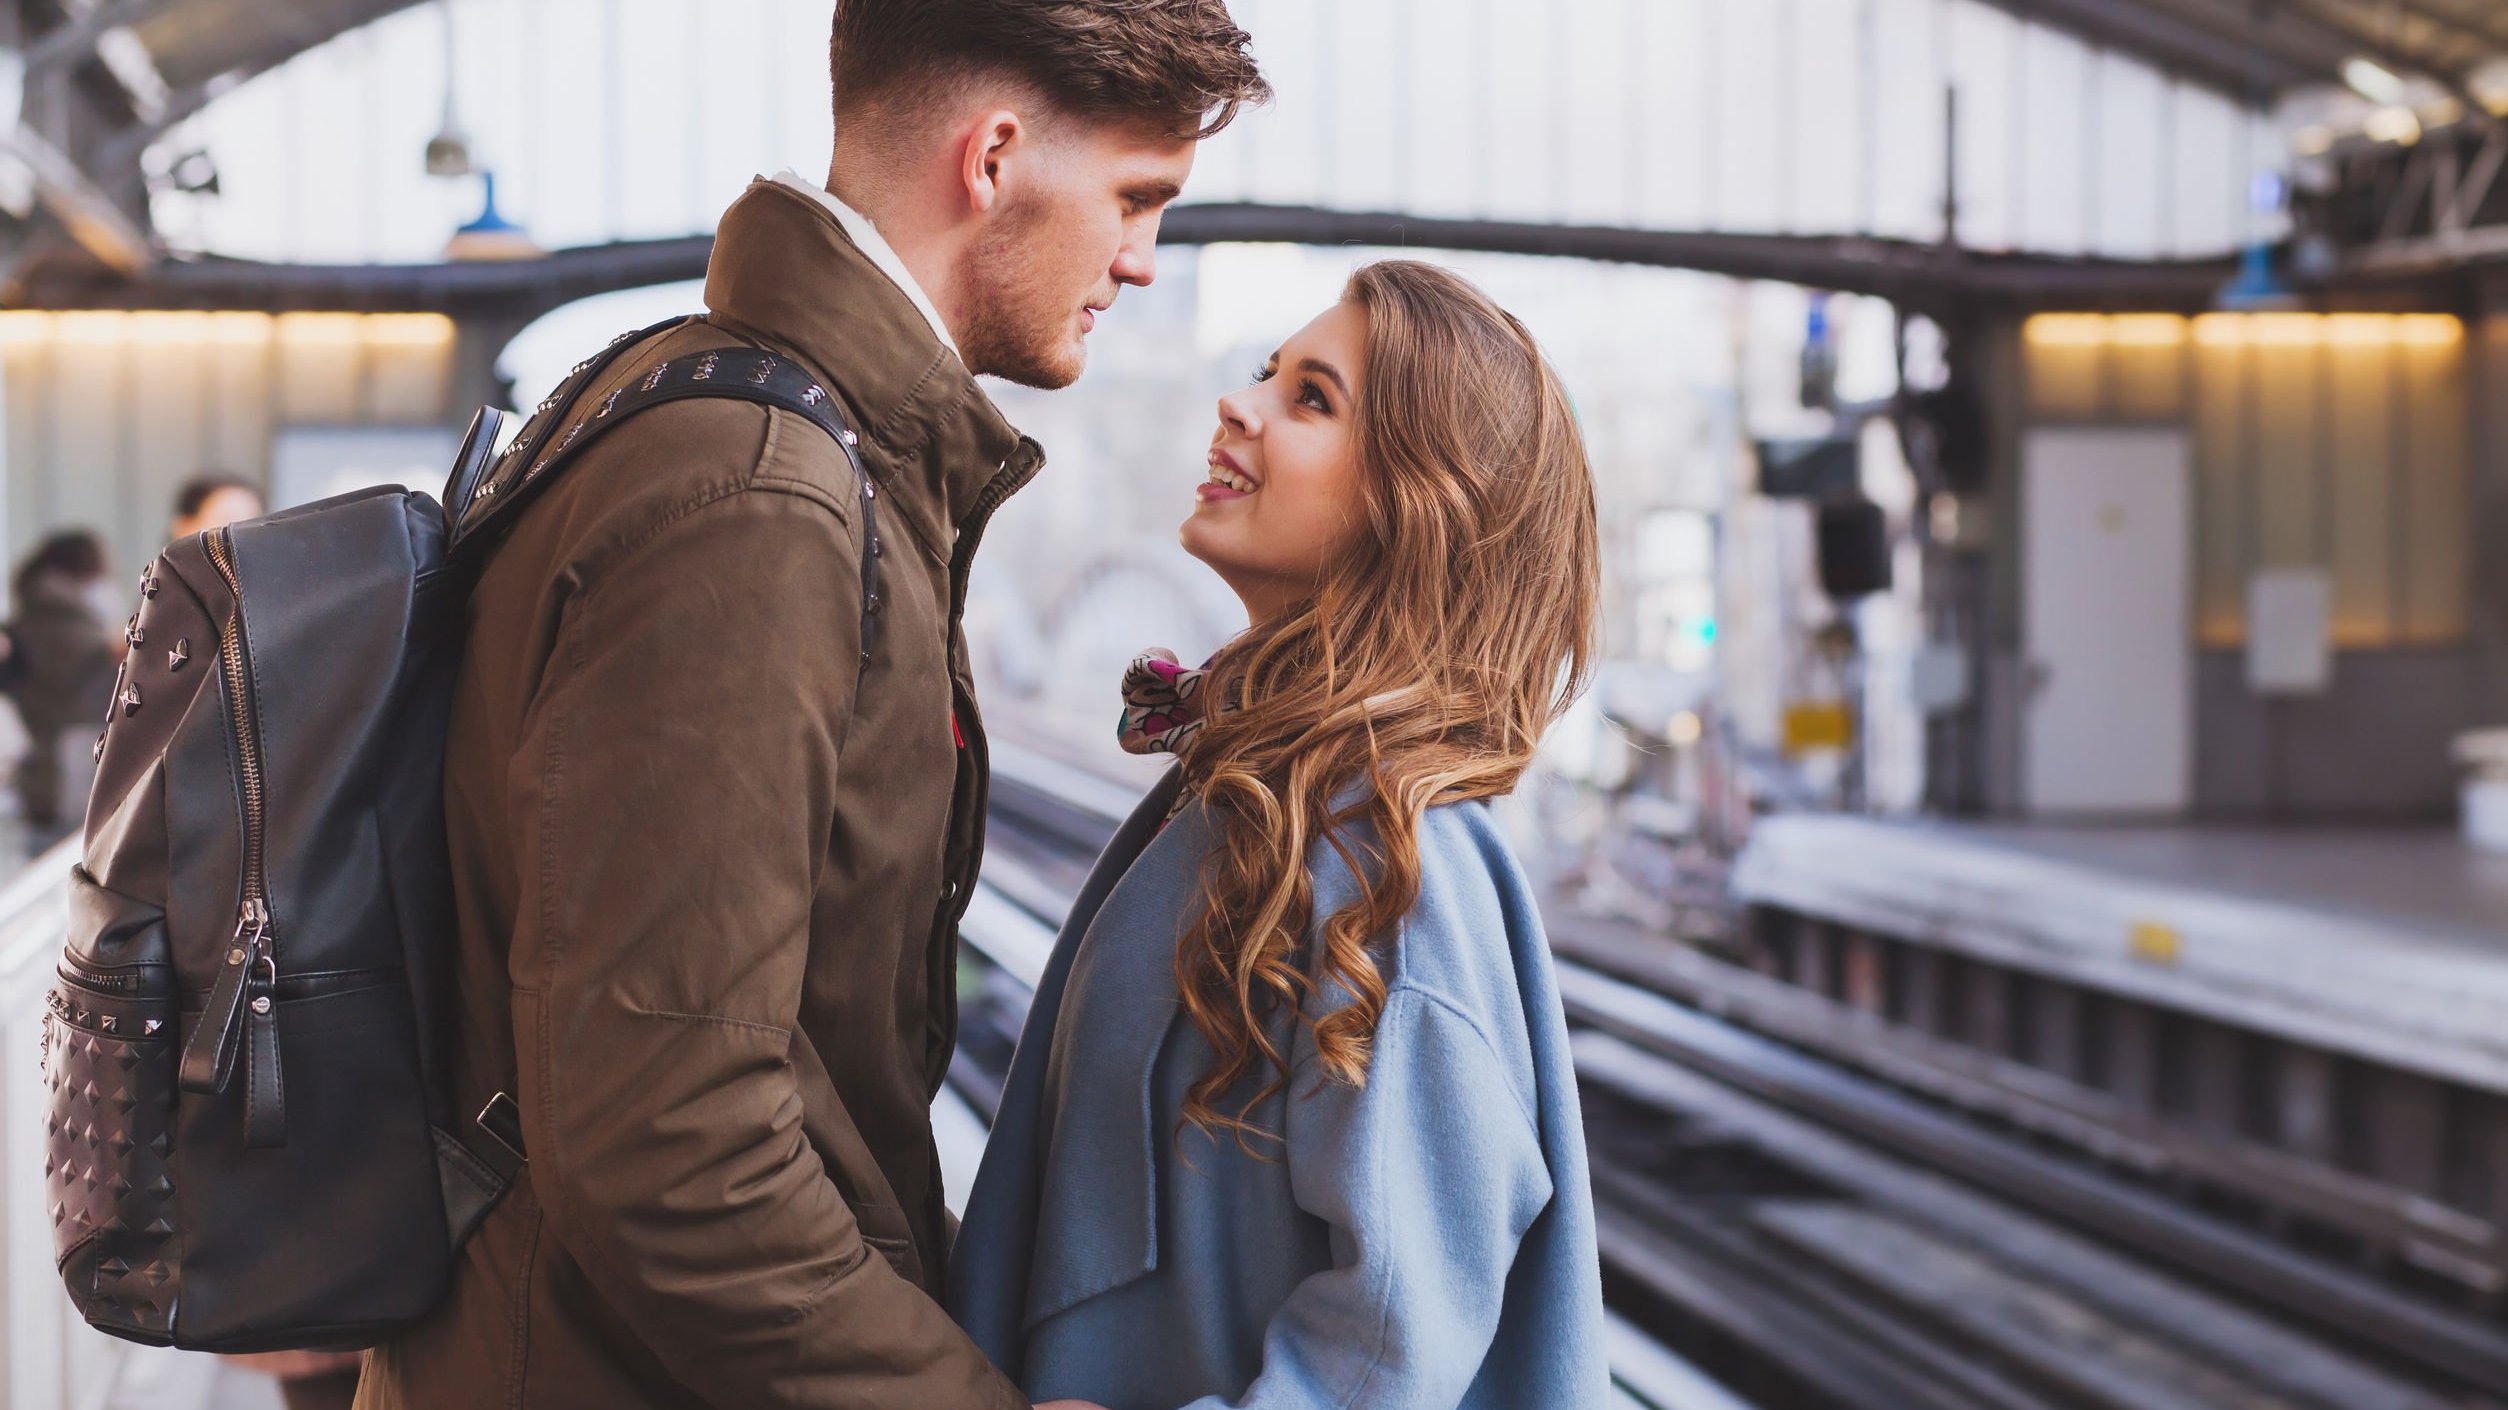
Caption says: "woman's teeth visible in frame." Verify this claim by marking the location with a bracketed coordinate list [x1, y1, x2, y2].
[1208, 466, 1256, 493]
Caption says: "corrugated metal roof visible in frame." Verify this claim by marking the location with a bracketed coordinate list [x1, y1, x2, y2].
[1991, 0, 2505, 102]
[129, 0, 420, 92]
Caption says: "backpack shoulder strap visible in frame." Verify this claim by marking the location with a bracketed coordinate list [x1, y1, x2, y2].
[447, 342, 870, 559]
[444, 314, 695, 523]
[445, 340, 887, 664]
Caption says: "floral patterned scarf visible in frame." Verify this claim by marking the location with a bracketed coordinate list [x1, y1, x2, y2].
[1118, 649, 1211, 820]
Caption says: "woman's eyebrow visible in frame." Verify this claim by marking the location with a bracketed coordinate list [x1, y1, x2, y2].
[1298, 358, 1351, 399]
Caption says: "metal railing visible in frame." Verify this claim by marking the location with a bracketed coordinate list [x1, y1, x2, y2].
[0, 839, 257, 1410]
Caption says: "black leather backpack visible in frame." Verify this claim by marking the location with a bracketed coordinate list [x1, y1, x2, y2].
[43, 317, 882, 1351]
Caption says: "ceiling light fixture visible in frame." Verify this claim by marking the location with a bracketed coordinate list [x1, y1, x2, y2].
[2342, 57, 2406, 106]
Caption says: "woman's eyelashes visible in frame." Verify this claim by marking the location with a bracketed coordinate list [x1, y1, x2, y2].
[1250, 363, 1332, 414]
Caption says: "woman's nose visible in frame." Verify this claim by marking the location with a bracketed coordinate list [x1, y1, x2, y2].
[1216, 389, 1260, 437]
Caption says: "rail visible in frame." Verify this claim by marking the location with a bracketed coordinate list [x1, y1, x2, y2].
[978, 738, 2508, 1408]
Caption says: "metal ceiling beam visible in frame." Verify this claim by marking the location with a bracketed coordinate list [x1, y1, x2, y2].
[0, 204, 2306, 323]
[2361, 0, 2508, 55]
[2112, 0, 2376, 87]
[126, 0, 422, 91]
[1981, 0, 2310, 98]
[2274, 0, 2502, 122]
[0, 122, 151, 272]
[23, 0, 170, 80]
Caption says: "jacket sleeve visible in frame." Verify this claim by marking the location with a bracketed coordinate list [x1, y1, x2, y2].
[504, 482, 1026, 1409]
[1180, 987, 1556, 1410]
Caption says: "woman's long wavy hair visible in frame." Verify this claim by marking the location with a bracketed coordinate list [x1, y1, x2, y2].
[1175, 260, 1600, 1148]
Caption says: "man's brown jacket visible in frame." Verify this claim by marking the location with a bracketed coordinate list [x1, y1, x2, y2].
[358, 178, 1040, 1410]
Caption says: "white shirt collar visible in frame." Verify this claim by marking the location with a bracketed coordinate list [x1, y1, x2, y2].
[770, 169, 958, 356]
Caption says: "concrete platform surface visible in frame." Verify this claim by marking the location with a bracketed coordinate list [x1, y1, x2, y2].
[1731, 814, 2508, 1091]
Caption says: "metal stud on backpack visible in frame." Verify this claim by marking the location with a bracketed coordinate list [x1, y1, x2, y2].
[42, 315, 881, 1350]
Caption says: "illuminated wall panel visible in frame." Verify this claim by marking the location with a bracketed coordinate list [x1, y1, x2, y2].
[2023, 312, 2469, 649]
[0, 313, 456, 597]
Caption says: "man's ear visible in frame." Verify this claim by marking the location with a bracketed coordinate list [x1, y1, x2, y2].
[957, 109, 1025, 215]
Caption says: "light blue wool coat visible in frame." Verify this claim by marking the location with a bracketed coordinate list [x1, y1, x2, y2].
[948, 766, 1608, 1410]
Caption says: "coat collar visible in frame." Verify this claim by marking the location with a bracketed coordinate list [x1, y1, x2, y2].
[702, 177, 1043, 567]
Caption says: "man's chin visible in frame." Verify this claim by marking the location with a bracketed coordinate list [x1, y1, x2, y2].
[977, 338, 1087, 391]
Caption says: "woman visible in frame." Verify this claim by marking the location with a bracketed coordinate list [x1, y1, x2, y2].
[951, 260, 1608, 1409]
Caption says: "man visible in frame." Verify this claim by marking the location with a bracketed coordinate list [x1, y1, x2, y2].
[356, 4, 1266, 1407]
[167, 474, 265, 542]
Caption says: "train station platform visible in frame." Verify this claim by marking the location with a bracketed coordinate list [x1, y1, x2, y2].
[1731, 815, 2508, 1092]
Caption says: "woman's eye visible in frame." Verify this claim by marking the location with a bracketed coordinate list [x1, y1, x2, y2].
[1298, 379, 1331, 412]
[1251, 365, 1276, 384]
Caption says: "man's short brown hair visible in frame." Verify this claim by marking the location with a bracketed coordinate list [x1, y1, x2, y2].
[830, 0, 1269, 141]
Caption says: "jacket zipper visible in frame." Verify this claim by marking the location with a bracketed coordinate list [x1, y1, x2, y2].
[183, 529, 275, 1094]
[924, 451, 1033, 1095]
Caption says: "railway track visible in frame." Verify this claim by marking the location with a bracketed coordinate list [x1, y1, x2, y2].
[964, 744, 2508, 1409]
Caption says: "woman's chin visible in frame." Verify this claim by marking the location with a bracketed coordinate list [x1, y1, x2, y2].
[1178, 516, 1219, 565]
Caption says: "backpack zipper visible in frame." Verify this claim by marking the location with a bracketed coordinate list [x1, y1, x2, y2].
[203, 529, 270, 919]
[179, 529, 276, 1098]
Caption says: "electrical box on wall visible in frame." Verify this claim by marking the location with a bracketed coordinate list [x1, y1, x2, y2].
[2246, 569, 2333, 696]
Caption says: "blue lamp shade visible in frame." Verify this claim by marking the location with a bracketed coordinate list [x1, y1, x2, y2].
[2217, 242, 2295, 310]
[444, 171, 542, 262]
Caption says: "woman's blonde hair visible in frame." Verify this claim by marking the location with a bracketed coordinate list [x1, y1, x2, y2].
[1175, 259, 1600, 1148]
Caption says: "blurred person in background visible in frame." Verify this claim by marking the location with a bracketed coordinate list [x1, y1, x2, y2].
[356, 2, 1265, 1408]
[950, 262, 1611, 1408]
[169, 473, 266, 541]
[5, 531, 119, 850]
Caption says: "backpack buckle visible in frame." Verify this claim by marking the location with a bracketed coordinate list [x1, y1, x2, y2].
[476, 1091, 527, 1165]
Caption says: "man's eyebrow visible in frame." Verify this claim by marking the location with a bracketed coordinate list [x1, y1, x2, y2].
[1299, 357, 1351, 399]
[1130, 179, 1184, 205]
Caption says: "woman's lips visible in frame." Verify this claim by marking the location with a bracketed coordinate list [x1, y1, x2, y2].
[1196, 481, 1250, 503]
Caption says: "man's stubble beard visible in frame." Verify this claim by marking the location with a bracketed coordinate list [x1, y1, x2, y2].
[953, 196, 1088, 390]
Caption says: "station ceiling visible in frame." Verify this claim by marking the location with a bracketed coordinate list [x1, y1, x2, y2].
[123, 0, 415, 91]
[5, 0, 2507, 312]
[97, 0, 2506, 113]
[2010, 0, 2506, 101]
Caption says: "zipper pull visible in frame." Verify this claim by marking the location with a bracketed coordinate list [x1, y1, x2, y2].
[179, 900, 270, 1095]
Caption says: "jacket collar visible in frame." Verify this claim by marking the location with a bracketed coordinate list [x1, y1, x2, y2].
[703, 177, 1043, 566]
[766, 171, 957, 355]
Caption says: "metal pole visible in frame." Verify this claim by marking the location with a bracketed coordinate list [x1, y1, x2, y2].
[1943, 86, 1961, 249]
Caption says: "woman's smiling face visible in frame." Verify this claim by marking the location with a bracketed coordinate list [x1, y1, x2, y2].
[1180, 300, 1371, 624]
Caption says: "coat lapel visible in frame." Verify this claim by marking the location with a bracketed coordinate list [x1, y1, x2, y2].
[953, 766, 1188, 1355]
[1020, 779, 1215, 1331]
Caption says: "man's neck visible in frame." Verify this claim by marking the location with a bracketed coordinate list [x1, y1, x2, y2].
[827, 172, 965, 343]
[797, 169, 962, 355]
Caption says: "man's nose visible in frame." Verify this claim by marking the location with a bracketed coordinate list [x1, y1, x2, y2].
[1113, 226, 1158, 288]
